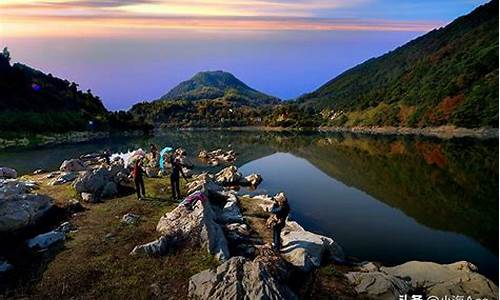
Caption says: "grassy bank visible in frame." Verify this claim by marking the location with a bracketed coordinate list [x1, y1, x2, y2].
[5, 175, 216, 299]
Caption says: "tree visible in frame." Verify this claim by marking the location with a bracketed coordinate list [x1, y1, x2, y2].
[2, 47, 11, 63]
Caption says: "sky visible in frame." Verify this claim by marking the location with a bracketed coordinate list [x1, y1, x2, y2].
[0, 0, 489, 110]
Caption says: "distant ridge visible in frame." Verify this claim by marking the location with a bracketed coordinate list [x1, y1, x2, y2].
[299, 0, 499, 128]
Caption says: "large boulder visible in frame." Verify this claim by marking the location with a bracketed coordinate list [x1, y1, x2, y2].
[0, 193, 53, 233]
[73, 167, 110, 195]
[0, 179, 37, 198]
[188, 256, 297, 300]
[280, 221, 345, 272]
[345, 271, 412, 299]
[382, 261, 499, 299]
[241, 174, 263, 187]
[59, 159, 86, 172]
[186, 173, 223, 194]
[215, 166, 242, 185]
[0, 167, 17, 179]
[219, 194, 243, 224]
[101, 182, 118, 198]
[131, 200, 229, 262]
[49, 172, 78, 186]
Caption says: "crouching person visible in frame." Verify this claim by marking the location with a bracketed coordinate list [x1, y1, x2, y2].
[268, 192, 290, 252]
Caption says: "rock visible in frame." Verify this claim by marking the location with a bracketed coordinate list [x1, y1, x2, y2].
[242, 174, 263, 187]
[358, 261, 379, 272]
[33, 169, 45, 175]
[50, 172, 78, 185]
[382, 261, 499, 299]
[182, 167, 193, 178]
[215, 166, 242, 185]
[66, 199, 84, 213]
[0, 261, 13, 273]
[45, 172, 60, 179]
[131, 201, 229, 262]
[81, 192, 97, 203]
[0, 193, 53, 233]
[249, 194, 275, 212]
[101, 181, 118, 198]
[280, 221, 345, 272]
[346, 271, 411, 299]
[59, 159, 86, 172]
[108, 161, 129, 183]
[219, 196, 243, 224]
[225, 223, 250, 236]
[55, 221, 77, 234]
[0, 167, 17, 179]
[122, 213, 140, 225]
[186, 173, 223, 194]
[0, 179, 38, 198]
[188, 256, 297, 300]
[26, 230, 65, 249]
[73, 167, 110, 195]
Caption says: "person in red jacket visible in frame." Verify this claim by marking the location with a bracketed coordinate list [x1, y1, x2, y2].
[132, 158, 146, 200]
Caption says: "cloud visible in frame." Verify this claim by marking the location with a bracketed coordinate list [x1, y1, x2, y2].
[0, 0, 444, 37]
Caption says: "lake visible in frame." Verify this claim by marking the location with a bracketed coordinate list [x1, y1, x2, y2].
[0, 130, 498, 280]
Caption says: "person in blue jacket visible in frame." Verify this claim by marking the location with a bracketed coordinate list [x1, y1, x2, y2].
[270, 193, 290, 252]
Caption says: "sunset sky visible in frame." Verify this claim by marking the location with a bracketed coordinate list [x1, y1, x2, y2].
[0, 0, 488, 110]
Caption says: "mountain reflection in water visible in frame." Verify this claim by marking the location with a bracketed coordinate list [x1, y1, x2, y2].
[0, 130, 497, 280]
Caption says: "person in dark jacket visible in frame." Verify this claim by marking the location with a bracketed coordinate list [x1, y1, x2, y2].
[170, 154, 188, 200]
[270, 192, 290, 252]
[132, 158, 146, 200]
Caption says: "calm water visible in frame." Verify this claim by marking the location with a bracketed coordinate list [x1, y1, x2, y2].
[0, 130, 498, 280]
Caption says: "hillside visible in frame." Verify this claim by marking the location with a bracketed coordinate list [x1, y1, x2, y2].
[130, 71, 280, 128]
[0, 48, 109, 133]
[160, 71, 279, 106]
[299, 0, 499, 129]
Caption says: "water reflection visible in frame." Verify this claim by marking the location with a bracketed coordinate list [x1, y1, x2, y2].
[0, 130, 497, 279]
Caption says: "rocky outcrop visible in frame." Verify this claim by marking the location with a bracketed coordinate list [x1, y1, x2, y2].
[0, 167, 17, 179]
[346, 270, 412, 299]
[0, 179, 53, 233]
[59, 159, 86, 172]
[73, 161, 128, 199]
[188, 256, 297, 300]
[241, 174, 263, 187]
[215, 166, 242, 185]
[198, 149, 236, 166]
[219, 193, 243, 224]
[382, 261, 499, 300]
[49, 172, 78, 185]
[186, 173, 223, 194]
[281, 221, 345, 272]
[131, 200, 229, 262]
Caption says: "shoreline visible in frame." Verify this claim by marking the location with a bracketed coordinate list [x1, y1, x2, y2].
[0, 125, 497, 150]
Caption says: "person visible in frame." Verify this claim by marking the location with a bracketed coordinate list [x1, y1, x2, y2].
[170, 153, 188, 200]
[132, 158, 146, 200]
[269, 192, 290, 252]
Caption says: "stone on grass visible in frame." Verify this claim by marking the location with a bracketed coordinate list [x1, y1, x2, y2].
[346, 271, 411, 299]
[0, 193, 53, 233]
[59, 159, 86, 172]
[122, 213, 140, 225]
[26, 230, 65, 249]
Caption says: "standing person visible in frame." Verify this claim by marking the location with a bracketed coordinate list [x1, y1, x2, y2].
[270, 192, 290, 252]
[170, 154, 188, 200]
[132, 158, 146, 200]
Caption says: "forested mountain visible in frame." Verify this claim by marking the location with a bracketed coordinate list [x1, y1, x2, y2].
[129, 71, 281, 128]
[299, 0, 498, 128]
[160, 71, 279, 106]
[0, 48, 109, 133]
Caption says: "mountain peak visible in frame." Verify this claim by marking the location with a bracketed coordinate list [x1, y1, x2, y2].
[159, 70, 279, 106]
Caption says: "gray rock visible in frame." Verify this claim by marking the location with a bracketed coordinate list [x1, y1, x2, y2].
[73, 167, 110, 194]
[50, 172, 78, 185]
[26, 230, 65, 249]
[215, 166, 242, 185]
[0, 167, 17, 179]
[0, 193, 53, 233]
[280, 221, 345, 272]
[33, 169, 45, 175]
[132, 201, 229, 262]
[225, 223, 250, 236]
[186, 173, 223, 194]
[66, 199, 84, 213]
[81, 192, 97, 203]
[59, 159, 86, 172]
[346, 271, 411, 299]
[382, 261, 499, 299]
[188, 256, 297, 300]
[242, 173, 263, 187]
[219, 196, 243, 224]
[101, 181, 118, 198]
[0, 179, 38, 198]
[122, 213, 140, 225]
[55, 221, 77, 234]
